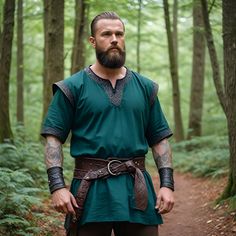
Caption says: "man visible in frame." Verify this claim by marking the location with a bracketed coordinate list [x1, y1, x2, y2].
[41, 12, 174, 236]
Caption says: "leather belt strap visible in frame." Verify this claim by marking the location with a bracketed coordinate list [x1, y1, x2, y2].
[73, 157, 148, 221]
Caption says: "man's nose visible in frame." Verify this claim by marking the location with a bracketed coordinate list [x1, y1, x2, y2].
[111, 34, 118, 44]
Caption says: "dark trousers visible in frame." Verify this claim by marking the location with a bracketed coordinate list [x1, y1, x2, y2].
[77, 222, 158, 236]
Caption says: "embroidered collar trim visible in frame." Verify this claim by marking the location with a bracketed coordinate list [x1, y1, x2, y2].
[85, 67, 132, 106]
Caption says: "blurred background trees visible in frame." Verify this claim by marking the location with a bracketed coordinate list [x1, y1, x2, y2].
[0, 0, 235, 234]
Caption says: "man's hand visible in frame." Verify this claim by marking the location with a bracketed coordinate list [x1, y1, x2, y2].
[51, 188, 78, 215]
[155, 187, 174, 214]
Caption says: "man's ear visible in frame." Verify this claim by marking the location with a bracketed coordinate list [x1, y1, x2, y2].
[89, 36, 96, 48]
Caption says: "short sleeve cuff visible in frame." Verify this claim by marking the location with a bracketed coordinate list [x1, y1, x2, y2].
[41, 127, 67, 144]
[147, 128, 173, 147]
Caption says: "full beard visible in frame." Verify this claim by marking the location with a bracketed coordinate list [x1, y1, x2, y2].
[96, 46, 126, 69]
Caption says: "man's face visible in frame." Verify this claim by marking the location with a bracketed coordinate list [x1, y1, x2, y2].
[90, 19, 126, 68]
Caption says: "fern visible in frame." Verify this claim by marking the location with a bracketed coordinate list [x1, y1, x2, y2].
[0, 214, 30, 227]
[0, 140, 46, 186]
[0, 168, 43, 234]
[0, 130, 77, 234]
[172, 135, 229, 178]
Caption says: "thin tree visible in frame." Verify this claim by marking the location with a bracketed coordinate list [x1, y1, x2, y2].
[42, 0, 64, 119]
[0, 4, 2, 52]
[163, 0, 184, 142]
[0, 27, 2, 58]
[201, 0, 236, 198]
[43, 0, 49, 117]
[136, 0, 142, 73]
[0, 0, 15, 143]
[187, 0, 205, 139]
[17, 0, 24, 125]
[71, 0, 88, 75]
[172, 0, 178, 65]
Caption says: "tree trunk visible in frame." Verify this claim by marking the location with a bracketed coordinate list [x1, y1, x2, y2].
[163, 0, 184, 142]
[136, 0, 141, 73]
[221, 0, 236, 199]
[201, 0, 226, 113]
[17, 0, 24, 125]
[201, 0, 236, 198]
[71, 0, 88, 75]
[0, 4, 2, 52]
[0, 27, 2, 59]
[0, 0, 15, 143]
[187, 0, 205, 139]
[43, 0, 49, 117]
[172, 0, 178, 66]
[42, 0, 64, 119]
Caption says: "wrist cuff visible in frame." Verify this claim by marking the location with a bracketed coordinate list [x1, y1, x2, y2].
[158, 167, 174, 191]
[47, 166, 66, 194]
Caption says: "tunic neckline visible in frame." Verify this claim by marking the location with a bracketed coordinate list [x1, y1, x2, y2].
[84, 66, 132, 106]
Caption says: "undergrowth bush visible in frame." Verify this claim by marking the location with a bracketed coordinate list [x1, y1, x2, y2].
[0, 134, 58, 235]
[0, 168, 42, 235]
[0, 140, 46, 186]
[172, 135, 229, 178]
[0, 131, 74, 235]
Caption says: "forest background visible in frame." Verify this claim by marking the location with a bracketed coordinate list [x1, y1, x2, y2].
[0, 0, 235, 235]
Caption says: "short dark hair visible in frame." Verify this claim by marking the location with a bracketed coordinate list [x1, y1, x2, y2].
[90, 12, 125, 37]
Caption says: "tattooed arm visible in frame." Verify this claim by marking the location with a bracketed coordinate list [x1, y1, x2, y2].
[45, 135, 64, 169]
[151, 138, 174, 214]
[152, 138, 173, 169]
[45, 135, 78, 214]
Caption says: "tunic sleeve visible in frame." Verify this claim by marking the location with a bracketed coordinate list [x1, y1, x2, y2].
[145, 84, 173, 146]
[41, 86, 74, 144]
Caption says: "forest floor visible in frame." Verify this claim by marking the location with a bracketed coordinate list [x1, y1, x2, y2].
[155, 173, 236, 236]
[41, 172, 236, 236]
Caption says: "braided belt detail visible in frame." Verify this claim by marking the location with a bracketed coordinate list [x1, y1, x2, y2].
[73, 157, 148, 221]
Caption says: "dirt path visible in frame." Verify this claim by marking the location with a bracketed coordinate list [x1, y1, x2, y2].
[154, 172, 236, 236]
[44, 172, 236, 236]
[157, 173, 208, 236]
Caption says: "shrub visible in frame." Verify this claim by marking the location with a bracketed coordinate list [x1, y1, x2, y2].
[172, 135, 229, 178]
[0, 168, 42, 235]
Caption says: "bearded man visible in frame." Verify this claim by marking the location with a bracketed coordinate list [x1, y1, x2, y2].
[41, 11, 174, 236]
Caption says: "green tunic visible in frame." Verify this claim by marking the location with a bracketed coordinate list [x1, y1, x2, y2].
[41, 67, 172, 226]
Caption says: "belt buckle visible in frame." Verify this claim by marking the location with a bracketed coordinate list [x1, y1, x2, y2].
[107, 160, 122, 176]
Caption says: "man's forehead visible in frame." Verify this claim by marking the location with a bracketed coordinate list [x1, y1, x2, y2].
[95, 19, 124, 32]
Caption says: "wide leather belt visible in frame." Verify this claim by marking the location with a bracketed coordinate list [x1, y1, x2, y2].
[73, 157, 148, 221]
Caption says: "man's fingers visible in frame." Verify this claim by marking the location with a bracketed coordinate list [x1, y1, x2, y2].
[156, 187, 175, 214]
[66, 201, 76, 215]
[51, 188, 78, 214]
[54, 202, 67, 213]
[167, 201, 174, 212]
[71, 194, 79, 208]
[158, 198, 174, 214]
[155, 196, 161, 210]
[158, 200, 167, 214]
[63, 204, 70, 214]
[52, 199, 75, 214]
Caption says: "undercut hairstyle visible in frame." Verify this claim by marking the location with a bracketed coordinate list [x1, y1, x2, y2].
[90, 12, 125, 37]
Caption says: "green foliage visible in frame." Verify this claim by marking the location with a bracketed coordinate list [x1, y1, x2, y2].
[173, 135, 229, 178]
[229, 195, 236, 211]
[0, 131, 58, 235]
[0, 128, 75, 234]
[0, 168, 42, 235]
[0, 135, 46, 186]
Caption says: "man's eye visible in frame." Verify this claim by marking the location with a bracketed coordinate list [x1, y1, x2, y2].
[102, 32, 111, 36]
[116, 32, 124, 37]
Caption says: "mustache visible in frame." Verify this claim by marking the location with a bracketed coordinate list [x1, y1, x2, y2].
[107, 46, 124, 52]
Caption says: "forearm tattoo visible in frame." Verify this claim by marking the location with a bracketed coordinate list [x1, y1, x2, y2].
[45, 137, 63, 169]
[152, 139, 173, 169]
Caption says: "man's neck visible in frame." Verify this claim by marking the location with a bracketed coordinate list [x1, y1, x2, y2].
[90, 62, 126, 81]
